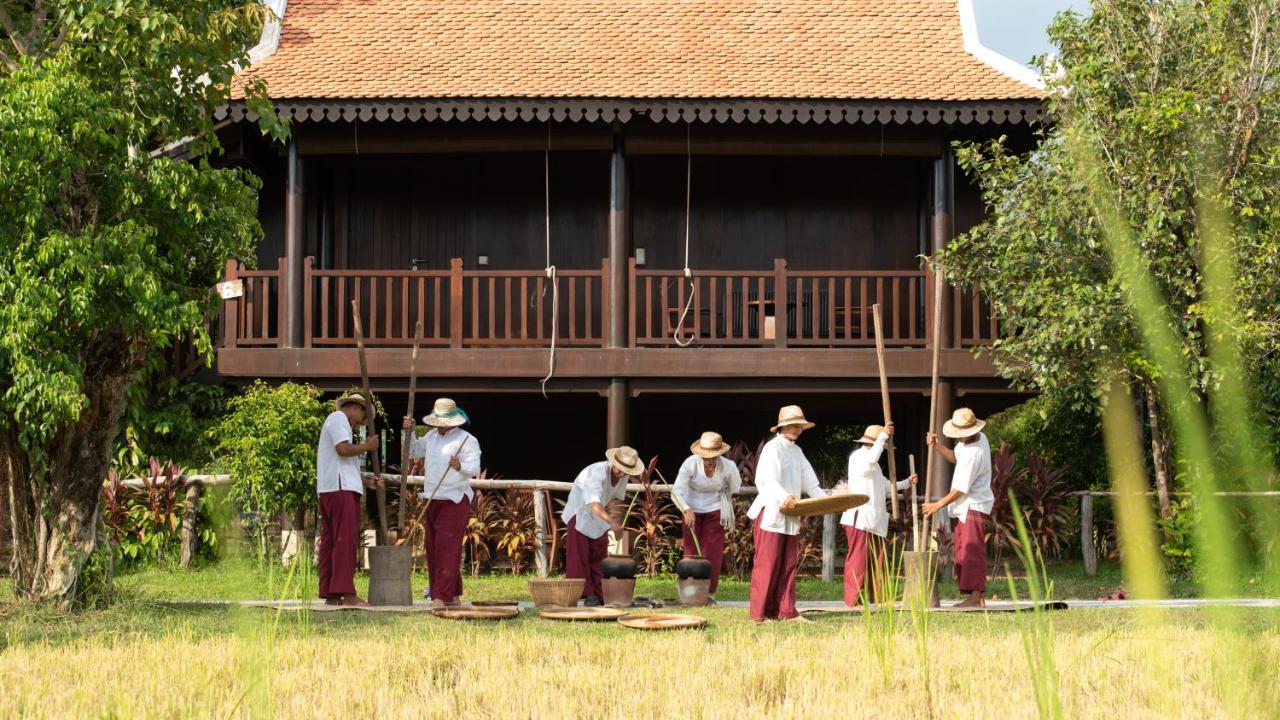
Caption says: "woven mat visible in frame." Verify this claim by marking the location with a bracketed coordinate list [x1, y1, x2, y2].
[539, 606, 628, 621]
[617, 613, 708, 630]
[433, 607, 521, 620]
[780, 493, 869, 517]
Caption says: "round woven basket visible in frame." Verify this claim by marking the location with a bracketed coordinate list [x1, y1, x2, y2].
[527, 578, 585, 608]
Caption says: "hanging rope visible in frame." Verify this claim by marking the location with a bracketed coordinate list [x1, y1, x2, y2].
[540, 123, 558, 397]
[672, 122, 696, 347]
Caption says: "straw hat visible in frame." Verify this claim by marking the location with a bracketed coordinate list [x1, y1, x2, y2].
[856, 424, 886, 445]
[943, 407, 986, 439]
[604, 445, 646, 477]
[690, 431, 730, 459]
[423, 397, 469, 428]
[334, 393, 370, 413]
[770, 405, 815, 433]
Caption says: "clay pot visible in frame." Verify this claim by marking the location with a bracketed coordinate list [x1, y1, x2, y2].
[602, 553, 637, 580]
[675, 555, 713, 580]
[602, 578, 637, 608]
[677, 577, 711, 607]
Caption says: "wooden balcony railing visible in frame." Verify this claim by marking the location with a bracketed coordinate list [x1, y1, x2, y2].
[631, 260, 929, 348]
[220, 257, 995, 351]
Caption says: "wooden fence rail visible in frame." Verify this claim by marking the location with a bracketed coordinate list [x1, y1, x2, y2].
[1073, 490, 1280, 576]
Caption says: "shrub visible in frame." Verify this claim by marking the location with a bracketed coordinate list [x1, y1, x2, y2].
[1158, 498, 1197, 575]
[986, 394, 1106, 492]
[101, 459, 218, 569]
[211, 381, 328, 561]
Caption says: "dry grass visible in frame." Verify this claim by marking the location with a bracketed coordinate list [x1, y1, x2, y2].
[1, 606, 1276, 719]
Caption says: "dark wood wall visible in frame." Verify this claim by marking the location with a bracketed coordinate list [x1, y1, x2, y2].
[319, 153, 609, 271]
[630, 155, 928, 271]
[246, 123, 1007, 273]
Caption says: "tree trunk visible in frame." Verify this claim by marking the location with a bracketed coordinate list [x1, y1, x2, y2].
[1143, 377, 1173, 521]
[3, 367, 137, 608]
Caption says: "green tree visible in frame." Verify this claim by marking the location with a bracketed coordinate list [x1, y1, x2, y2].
[941, 0, 1280, 515]
[212, 382, 327, 562]
[0, 2, 284, 605]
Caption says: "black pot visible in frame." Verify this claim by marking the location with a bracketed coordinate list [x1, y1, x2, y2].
[602, 554, 637, 580]
[675, 555, 713, 580]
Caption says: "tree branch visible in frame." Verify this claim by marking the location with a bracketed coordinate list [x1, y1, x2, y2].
[0, 4, 28, 58]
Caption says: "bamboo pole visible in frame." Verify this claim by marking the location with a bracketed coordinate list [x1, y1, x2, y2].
[909, 454, 920, 552]
[400, 321, 424, 533]
[351, 300, 389, 545]
[926, 260, 945, 547]
[871, 303, 900, 521]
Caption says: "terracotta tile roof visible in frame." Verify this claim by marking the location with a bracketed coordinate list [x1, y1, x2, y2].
[236, 0, 1042, 102]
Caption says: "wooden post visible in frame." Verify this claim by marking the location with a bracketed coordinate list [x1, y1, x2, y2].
[400, 321, 423, 533]
[284, 141, 305, 348]
[221, 259, 240, 349]
[821, 513, 836, 582]
[772, 258, 788, 348]
[1081, 493, 1097, 576]
[276, 256, 289, 349]
[607, 380, 629, 448]
[533, 488, 549, 578]
[607, 125, 628, 350]
[179, 481, 202, 569]
[449, 258, 464, 348]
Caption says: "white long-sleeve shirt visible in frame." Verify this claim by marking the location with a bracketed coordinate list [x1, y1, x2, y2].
[561, 460, 628, 539]
[674, 455, 742, 513]
[410, 428, 481, 504]
[746, 434, 828, 536]
[839, 432, 910, 537]
[949, 432, 994, 523]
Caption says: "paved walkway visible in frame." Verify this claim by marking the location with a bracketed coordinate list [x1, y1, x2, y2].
[161, 597, 1280, 613]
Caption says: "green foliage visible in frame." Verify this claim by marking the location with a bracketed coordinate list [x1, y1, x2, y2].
[102, 460, 219, 569]
[1158, 498, 1198, 576]
[118, 376, 231, 473]
[986, 395, 1106, 492]
[212, 382, 327, 552]
[942, 1, 1280, 456]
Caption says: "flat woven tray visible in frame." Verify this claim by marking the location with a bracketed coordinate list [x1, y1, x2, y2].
[471, 600, 521, 608]
[432, 607, 521, 620]
[538, 606, 627, 621]
[617, 613, 708, 630]
[780, 493, 869, 517]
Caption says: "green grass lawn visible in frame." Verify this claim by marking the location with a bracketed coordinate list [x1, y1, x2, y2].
[102, 553, 1259, 604]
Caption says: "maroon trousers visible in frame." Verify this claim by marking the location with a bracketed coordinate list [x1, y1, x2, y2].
[318, 490, 361, 599]
[681, 510, 726, 594]
[565, 517, 609, 600]
[424, 496, 471, 604]
[954, 510, 989, 594]
[749, 515, 800, 621]
[843, 520, 886, 606]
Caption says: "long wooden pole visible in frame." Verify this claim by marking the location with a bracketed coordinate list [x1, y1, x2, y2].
[871, 303, 900, 521]
[926, 259, 945, 546]
[351, 300, 389, 545]
[400, 321, 424, 534]
[909, 454, 920, 552]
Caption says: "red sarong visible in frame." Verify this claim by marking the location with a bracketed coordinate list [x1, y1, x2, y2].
[954, 510, 989, 594]
[749, 515, 800, 621]
[318, 490, 361, 599]
[843, 519, 886, 606]
[565, 516, 609, 600]
[424, 496, 471, 604]
[681, 510, 727, 594]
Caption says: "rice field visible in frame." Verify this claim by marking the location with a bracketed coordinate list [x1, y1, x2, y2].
[2, 588, 1278, 719]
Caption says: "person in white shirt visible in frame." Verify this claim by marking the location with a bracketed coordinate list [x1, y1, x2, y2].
[923, 408, 995, 608]
[674, 432, 742, 602]
[840, 422, 917, 607]
[562, 446, 644, 606]
[316, 393, 383, 607]
[747, 405, 828, 622]
[402, 398, 481, 608]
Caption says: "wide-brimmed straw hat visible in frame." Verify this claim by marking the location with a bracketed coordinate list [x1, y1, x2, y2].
[856, 425, 886, 445]
[690, 431, 730, 459]
[334, 393, 370, 413]
[943, 408, 986, 439]
[423, 398, 469, 428]
[770, 405, 816, 433]
[604, 446, 646, 477]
